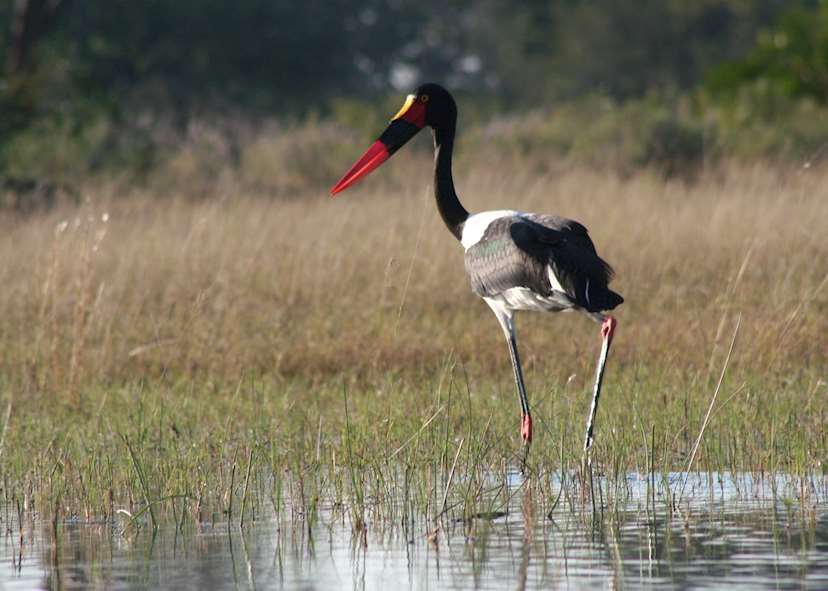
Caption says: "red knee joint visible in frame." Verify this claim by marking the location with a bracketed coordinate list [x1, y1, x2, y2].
[521, 414, 533, 443]
[601, 316, 617, 343]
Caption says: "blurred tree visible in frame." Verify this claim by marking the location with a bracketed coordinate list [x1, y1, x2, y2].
[7, 0, 72, 74]
[0, 0, 795, 118]
[0, 0, 806, 176]
[707, 0, 828, 103]
[544, 0, 791, 100]
[1, 0, 72, 137]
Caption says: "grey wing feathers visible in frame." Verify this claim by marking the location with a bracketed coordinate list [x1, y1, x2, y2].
[465, 215, 623, 312]
[464, 216, 549, 298]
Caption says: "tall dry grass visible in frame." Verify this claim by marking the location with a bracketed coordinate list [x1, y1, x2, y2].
[0, 154, 825, 399]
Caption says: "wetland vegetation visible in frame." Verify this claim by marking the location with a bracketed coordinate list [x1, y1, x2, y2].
[0, 158, 824, 534]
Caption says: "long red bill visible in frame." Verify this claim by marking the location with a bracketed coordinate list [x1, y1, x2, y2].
[330, 140, 389, 196]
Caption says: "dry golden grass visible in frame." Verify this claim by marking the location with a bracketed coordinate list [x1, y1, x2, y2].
[0, 155, 825, 398]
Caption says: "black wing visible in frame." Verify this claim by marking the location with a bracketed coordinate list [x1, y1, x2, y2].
[464, 215, 623, 313]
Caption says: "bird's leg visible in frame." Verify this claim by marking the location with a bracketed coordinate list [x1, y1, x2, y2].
[506, 334, 534, 473]
[582, 316, 617, 458]
[506, 333, 532, 445]
[485, 300, 532, 469]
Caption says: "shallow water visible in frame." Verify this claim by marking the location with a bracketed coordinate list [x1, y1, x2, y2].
[2, 472, 827, 590]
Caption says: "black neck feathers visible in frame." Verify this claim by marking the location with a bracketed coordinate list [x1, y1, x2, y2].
[433, 123, 469, 240]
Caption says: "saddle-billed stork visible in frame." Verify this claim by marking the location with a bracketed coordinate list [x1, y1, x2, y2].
[331, 83, 623, 457]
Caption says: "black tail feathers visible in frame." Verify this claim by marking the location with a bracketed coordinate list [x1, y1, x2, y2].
[586, 287, 623, 313]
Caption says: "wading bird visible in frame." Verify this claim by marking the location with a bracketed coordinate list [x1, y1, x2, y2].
[331, 84, 622, 457]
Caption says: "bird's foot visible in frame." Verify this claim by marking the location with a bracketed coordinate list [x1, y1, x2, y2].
[601, 316, 617, 343]
[521, 414, 532, 443]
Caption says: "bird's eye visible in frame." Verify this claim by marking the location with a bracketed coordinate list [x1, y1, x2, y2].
[420, 95, 429, 103]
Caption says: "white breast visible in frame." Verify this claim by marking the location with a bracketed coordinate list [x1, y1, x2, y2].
[460, 210, 521, 250]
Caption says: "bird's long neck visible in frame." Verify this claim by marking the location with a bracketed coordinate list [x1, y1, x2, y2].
[433, 123, 469, 240]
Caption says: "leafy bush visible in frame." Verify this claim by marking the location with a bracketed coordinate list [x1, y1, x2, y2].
[707, 2, 828, 104]
[469, 96, 709, 179]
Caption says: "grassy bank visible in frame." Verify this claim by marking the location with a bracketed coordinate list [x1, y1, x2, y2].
[0, 159, 825, 526]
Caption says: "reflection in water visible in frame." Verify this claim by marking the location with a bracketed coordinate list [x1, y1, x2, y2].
[1, 472, 827, 590]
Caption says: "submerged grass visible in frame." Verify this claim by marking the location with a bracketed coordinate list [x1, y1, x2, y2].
[0, 158, 825, 530]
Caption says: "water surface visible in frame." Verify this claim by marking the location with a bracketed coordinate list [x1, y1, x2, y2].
[2, 472, 827, 590]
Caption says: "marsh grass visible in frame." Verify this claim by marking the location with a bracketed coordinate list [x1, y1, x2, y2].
[0, 153, 825, 531]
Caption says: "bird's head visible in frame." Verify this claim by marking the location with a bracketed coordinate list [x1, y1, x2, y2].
[330, 83, 456, 196]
